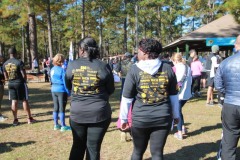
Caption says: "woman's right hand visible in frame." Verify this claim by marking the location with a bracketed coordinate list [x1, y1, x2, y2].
[121, 123, 130, 131]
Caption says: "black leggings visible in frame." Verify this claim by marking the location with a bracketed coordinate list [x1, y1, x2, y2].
[131, 125, 171, 160]
[52, 92, 68, 112]
[69, 118, 111, 160]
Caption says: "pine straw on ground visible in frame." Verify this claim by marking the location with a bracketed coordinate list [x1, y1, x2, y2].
[0, 83, 239, 160]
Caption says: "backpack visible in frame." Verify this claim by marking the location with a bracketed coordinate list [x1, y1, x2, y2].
[205, 53, 214, 70]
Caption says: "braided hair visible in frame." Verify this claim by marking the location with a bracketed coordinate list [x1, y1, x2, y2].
[139, 39, 162, 59]
[78, 37, 99, 61]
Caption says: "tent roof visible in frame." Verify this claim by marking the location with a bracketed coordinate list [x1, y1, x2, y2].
[163, 14, 240, 51]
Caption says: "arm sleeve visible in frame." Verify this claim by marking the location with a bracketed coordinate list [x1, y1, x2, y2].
[62, 70, 70, 95]
[64, 62, 73, 91]
[214, 64, 225, 93]
[120, 96, 134, 123]
[105, 64, 115, 95]
[120, 67, 136, 123]
[122, 67, 137, 98]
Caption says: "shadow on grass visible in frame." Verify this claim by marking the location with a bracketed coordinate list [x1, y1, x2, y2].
[187, 123, 222, 138]
[107, 125, 118, 132]
[144, 141, 222, 160]
[0, 123, 13, 129]
[0, 141, 35, 154]
[144, 141, 240, 160]
[163, 140, 222, 160]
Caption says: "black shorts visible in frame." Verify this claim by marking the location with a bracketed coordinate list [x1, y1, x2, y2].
[8, 83, 28, 100]
[207, 77, 214, 87]
[201, 72, 207, 79]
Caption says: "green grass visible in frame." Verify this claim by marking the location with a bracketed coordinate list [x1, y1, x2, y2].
[0, 83, 239, 160]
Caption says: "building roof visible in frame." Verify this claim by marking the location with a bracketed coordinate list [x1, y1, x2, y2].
[163, 14, 240, 51]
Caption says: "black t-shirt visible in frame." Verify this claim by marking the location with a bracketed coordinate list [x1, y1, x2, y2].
[123, 62, 178, 128]
[65, 57, 115, 123]
[3, 58, 25, 83]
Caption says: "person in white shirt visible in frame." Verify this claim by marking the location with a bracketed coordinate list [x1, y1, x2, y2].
[172, 52, 192, 140]
[206, 45, 220, 106]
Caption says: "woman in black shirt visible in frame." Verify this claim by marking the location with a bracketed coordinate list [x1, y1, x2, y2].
[120, 39, 179, 160]
[65, 37, 115, 160]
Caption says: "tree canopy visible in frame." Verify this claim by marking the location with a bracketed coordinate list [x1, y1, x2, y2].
[0, 0, 239, 60]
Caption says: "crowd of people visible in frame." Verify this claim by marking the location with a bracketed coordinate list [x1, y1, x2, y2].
[0, 35, 240, 160]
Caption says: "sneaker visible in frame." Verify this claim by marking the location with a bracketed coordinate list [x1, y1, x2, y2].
[54, 124, 61, 130]
[13, 119, 19, 126]
[60, 126, 71, 132]
[0, 115, 8, 122]
[28, 117, 37, 124]
[174, 132, 183, 140]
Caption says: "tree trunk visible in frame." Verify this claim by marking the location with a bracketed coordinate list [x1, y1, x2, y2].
[21, 26, 25, 63]
[2, 43, 5, 58]
[81, 0, 85, 38]
[58, 35, 62, 53]
[29, 13, 39, 72]
[144, 18, 147, 38]
[135, 2, 139, 51]
[0, 42, 2, 56]
[123, 0, 127, 53]
[46, 0, 53, 59]
[43, 29, 48, 58]
[25, 23, 31, 68]
[99, 7, 103, 58]
[192, 17, 195, 31]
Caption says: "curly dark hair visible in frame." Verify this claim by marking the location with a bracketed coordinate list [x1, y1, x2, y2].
[78, 37, 99, 61]
[139, 39, 162, 59]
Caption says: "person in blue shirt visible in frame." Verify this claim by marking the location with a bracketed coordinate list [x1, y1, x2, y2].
[50, 54, 71, 132]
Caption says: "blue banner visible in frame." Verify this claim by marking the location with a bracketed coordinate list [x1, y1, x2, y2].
[206, 37, 236, 46]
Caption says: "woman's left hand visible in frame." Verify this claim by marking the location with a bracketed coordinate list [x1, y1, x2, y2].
[121, 123, 130, 131]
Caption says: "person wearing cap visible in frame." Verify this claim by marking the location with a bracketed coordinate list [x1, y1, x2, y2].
[215, 35, 240, 160]
[206, 45, 220, 106]
[119, 52, 132, 99]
